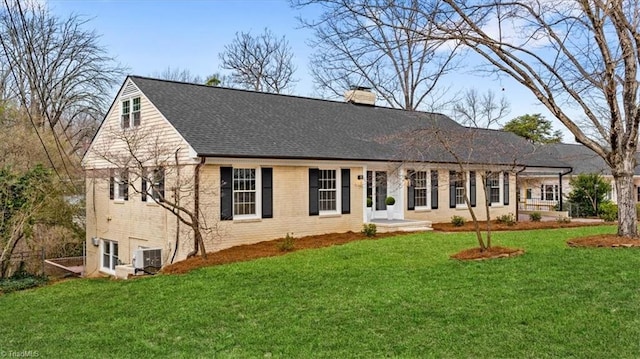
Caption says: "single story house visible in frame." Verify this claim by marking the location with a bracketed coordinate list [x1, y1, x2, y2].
[82, 76, 568, 277]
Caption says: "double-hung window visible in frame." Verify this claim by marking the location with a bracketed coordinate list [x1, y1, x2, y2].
[319, 169, 337, 212]
[487, 172, 501, 204]
[414, 171, 428, 208]
[121, 97, 141, 128]
[542, 184, 558, 201]
[109, 169, 129, 201]
[233, 168, 256, 216]
[453, 172, 465, 206]
[101, 240, 119, 273]
[143, 168, 165, 202]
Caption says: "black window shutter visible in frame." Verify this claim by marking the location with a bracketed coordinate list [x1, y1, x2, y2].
[341, 168, 350, 214]
[220, 167, 233, 220]
[309, 168, 319, 216]
[407, 170, 415, 210]
[141, 168, 147, 202]
[449, 171, 456, 208]
[469, 171, 476, 208]
[431, 170, 438, 209]
[262, 168, 273, 218]
[504, 172, 510, 205]
[109, 169, 114, 200]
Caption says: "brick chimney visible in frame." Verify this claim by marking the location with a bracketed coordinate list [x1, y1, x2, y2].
[344, 86, 375, 106]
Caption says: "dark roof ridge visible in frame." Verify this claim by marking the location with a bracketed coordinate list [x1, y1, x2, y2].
[127, 74, 448, 118]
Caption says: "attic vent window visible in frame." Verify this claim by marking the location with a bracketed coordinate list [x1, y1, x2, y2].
[121, 97, 141, 128]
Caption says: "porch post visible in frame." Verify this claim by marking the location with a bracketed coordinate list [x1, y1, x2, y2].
[558, 172, 563, 210]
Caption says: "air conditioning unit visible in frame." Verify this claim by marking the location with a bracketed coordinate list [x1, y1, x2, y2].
[133, 248, 162, 269]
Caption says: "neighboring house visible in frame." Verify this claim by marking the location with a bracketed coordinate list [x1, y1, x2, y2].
[82, 76, 567, 277]
[518, 143, 640, 211]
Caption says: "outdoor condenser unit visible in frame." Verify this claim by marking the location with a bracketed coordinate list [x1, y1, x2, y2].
[133, 248, 162, 269]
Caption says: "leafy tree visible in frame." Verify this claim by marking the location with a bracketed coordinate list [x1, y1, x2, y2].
[502, 114, 562, 144]
[567, 174, 612, 217]
[294, 0, 461, 111]
[219, 28, 296, 93]
[0, 164, 80, 278]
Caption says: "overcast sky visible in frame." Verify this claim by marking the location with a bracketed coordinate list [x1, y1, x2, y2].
[47, 0, 573, 140]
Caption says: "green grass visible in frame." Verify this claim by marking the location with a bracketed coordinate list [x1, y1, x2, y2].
[1, 226, 640, 358]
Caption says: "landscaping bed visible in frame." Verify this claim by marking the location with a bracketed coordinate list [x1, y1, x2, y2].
[164, 220, 618, 274]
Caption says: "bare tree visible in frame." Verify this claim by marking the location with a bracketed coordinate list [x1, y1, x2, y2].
[0, 0, 125, 178]
[219, 28, 296, 93]
[294, 0, 461, 111]
[402, 125, 531, 251]
[342, 1, 640, 237]
[150, 67, 203, 83]
[452, 88, 510, 128]
[89, 126, 216, 259]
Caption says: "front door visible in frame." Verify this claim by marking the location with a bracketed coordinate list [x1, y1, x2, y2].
[367, 171, 388, 218]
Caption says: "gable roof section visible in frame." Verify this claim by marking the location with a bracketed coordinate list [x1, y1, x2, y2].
[128, 75, 567, 168]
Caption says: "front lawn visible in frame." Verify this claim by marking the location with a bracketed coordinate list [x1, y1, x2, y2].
[1, 226, 639, 358]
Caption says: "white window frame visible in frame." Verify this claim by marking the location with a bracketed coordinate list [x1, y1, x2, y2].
[319, 168, 341, 215]
[414, 170, 429, 209]
[542, 184, 559, 201]
[121, 96, 141, 128]
[101, 239, 119, 275]
[232, 167, 261, 219]
[452, 171, 466, 207]
[113, 169, 128, 202]
[487, 172, 502, 205]
[144, 168, 165, 203]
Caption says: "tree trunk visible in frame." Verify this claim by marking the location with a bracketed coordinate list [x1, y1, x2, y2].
[613, 170, 638, 238]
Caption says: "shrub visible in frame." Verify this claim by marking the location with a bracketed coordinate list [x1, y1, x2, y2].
[529, 212, 542, 222]
[366, 197, 373, 207]
[496, 213, 516, 226]
[277, 233, 295, 252]
[385, 196, 396, 206]
[598, 202, 618, 222]
[361, 223, 377, 237]
[451, 215, 465, 227]
[0, 274, 47, 294]
[567, 174, 612, 217]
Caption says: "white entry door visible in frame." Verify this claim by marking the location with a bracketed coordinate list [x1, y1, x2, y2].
[367, 171, 388, 218]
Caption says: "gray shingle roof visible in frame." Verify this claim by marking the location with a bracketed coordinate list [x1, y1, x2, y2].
[545, 143, 640, 175]
[128, 76, 568, 168]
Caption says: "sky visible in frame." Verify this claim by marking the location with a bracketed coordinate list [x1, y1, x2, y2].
[47, 0, 572, 140]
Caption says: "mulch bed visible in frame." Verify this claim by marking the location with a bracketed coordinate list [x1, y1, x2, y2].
[161, 221, 620, 275]
[162, 231, 404, 275]
[432, 220, 607, 232]
[450, 246, 525, 261]
[567, 234, 640, 248]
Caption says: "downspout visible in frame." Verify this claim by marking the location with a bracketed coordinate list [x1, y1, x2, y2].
[558, 167, 573, 211]
[193, 156, 206, 255]
[170, 149, 181, 264]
